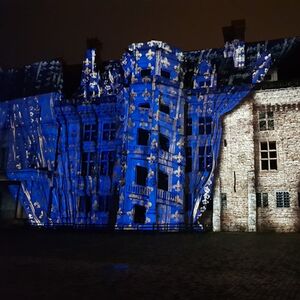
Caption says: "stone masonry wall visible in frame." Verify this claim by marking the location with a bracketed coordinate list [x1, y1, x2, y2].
[213, 87, 300, 232]
[254, 87, 300, 232]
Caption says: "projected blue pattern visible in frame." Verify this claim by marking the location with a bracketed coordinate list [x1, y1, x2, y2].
[0, 38, 296, 228]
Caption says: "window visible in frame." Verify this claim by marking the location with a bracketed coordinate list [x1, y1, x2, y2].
[133, 204, 146, 224]
[159, 133, 169, 152]
[260, 141, 277, 170]
[100, 151, 115, 176]
[139, 103, 150, 109]
[136, 166, 148, 186]
[98, 195, 109, 212]
[298, 192, 300, 207]
[78, 196, 92, 213]
[259, 111, 274, 131]
[221, 193, 227, 209]
[137, 128, 150, 146]
[158, 170, 168, 191]
[81, 152, 96, 176]
[141, 69, 151, 77]
[199, 117, 212, 135]
[83, 124, 97, 142]
[185, 147, 192, 173]
[102, 123, 116, 141]
[186, 118, 192, 136]
[161, 70, 170, 79]
[276, 192, 290, 208]
[159, 102, 170, 114]
[0, 147, 7, 172]
[256, 193, 268, 207]
[199, 145, 212, 171]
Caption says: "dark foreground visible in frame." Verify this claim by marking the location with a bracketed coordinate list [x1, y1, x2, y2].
[1, 228, 300, 299]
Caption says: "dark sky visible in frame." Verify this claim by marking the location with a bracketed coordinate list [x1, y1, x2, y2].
[1, 0, 300, 68]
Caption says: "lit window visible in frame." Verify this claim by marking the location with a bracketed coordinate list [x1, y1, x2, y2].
[102, 123, 116, 141]
[199, 145, 212, 171]
[259, 111, 274, 131]
[137, 128, 150, 146]
[83, 124, 97, 142]
[81, 152, 96, 176]
[256, 193, 268, 207]
[199, 117, 212, 135]
[260, 141, 277, 170]
[100, 151, 115, 176]
[276, 192, 290, 208]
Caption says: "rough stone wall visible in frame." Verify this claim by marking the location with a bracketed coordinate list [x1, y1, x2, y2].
[213, 87, 300, 232]
[213, 98, 255, 232]
[254, 87, 300, 232]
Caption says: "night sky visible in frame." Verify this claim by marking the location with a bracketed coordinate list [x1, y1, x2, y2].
[1, 0, 300, 68]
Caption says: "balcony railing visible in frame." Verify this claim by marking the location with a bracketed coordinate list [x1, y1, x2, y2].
[127, 184, 150, 196]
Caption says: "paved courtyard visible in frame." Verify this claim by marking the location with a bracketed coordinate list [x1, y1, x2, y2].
[0, 228, 300, 299]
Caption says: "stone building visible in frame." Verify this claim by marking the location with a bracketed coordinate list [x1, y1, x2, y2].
[213, 85, 300, 232]
[0, 32, 299, 231]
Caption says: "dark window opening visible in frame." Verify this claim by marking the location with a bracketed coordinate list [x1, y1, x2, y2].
[137, 128, 150, 146]
[158, 170, 168, 191]
[298, 192, 300, 207]
[98, 195, 109, 212]
[136, 166, 148, 186]
[256, 193, 268, 207]
[79, 196, 91, 213]
[185, 147, 192, 173]
[159, 102, 170, 114]
[141, 69, 151, 77]
[161, 70, 170, 79]
[81, 152, 96, 176]
[224, 139, 227, 147]
[102, 123, 116, 141]
[276, 192, 290, 208]
[83, 124, 97, 142]
[0, 147, 7, 172]
[187, 118, 192, 135]
[133, 204, 146, 224]
[159, 134, 169, 152]
[221, 193, 227, 208]
[100, 151, 115, 176]
[139, 103, 150, 109]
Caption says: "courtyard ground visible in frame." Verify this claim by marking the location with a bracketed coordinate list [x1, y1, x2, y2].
[0, 227, 300, 299]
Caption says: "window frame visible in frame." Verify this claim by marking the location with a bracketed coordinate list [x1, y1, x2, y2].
[276, 191, 290, 208]
[82, 123, 97, 142]
[259, 111, 274, 131]
[102, 122, 116, 142]
[260, 141, 277, 171]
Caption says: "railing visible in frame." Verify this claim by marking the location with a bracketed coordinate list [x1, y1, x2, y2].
[158, 149, 173, 162]
[127, 184, 150, 196]
[157, 189, 175, 202]
[26, 222, 209, 232]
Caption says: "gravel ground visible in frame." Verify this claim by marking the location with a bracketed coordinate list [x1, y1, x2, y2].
[1, 228, 300, 299]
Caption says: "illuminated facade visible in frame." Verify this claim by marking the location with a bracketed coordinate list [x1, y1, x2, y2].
[0, 38, 297, 229]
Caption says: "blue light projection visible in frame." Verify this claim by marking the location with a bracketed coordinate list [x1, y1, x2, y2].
[0, 38, 296, 229]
